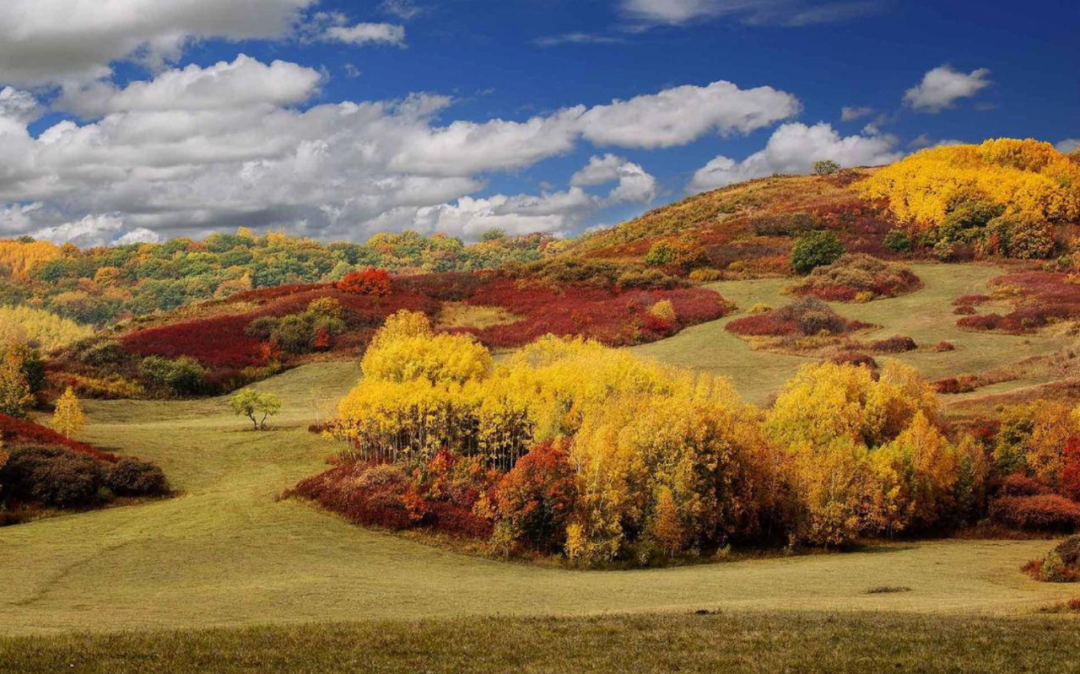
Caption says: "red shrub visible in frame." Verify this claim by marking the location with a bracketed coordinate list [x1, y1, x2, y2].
[336, 269, 392, 297]
[1062, 436, 1080, 502]
[958, 273, 1080, 334]
[0, 413, 117, 463]
[989, 495, 1080, 531]
[1000, 474, 1051, 498]
[827, 352, 878, 369]
[121, 314, 267, 369]
[494, 441, 578, 553]
[867, 336, 917, 353]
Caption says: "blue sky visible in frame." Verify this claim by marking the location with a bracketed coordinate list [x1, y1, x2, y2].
[0, 0, 1076, 246]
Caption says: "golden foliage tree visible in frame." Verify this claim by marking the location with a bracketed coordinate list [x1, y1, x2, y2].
[859, 139, 1080, 227]
[51, 387, 86, 438]
[0, 349, 33, 419]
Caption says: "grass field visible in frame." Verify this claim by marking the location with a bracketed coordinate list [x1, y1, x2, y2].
[4, 612, 1080, 673]
[3, 261, 1079, 669]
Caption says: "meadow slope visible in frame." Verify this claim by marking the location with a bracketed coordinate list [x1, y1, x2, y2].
[1, 261, 1079, 639]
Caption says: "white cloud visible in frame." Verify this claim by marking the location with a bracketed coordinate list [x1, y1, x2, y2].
[1057, 139, 1080, 154]
[115, 227, 163, 245]
[534, 33, 625, 47]
[380, 0, 424, 21]
[0, 87, 42, 124]
[620, 0, 884, 27]
[841, 106, 874, 122]
[29, 214, 147, 248]
[412, 189, 597, 239]
[909, 134, 963, 150]
[324, 23, 406, 47]
[577, 80, 801, 149]
[0, 58, 798, 242]
[904, 65, 992, 114]
[58, 55, 322, 117]
[571, 154, 658, 204]
[0, 0, 316, 85]
[688, 121, 902, 193]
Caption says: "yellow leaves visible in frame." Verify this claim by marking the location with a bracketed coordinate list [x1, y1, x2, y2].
[0, 305, 95, 351]
[361, 311, 492, 386]
[0, 240, 62, 281]
[648, 299, 677, 323]
[51, 387, 86, 439]
[766, 361, 935, 453]
[859, 139, 1080, 227]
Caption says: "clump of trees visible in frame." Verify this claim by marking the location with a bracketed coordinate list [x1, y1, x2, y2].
[791, 231, 845, 274]
[859, 139, 1080, 260]
[296, 309, 1067, 566]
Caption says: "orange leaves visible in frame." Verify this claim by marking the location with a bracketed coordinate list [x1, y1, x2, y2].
[0, 240, 61, 281]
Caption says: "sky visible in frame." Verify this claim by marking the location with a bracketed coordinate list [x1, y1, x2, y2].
[0, 0, 1077, 247]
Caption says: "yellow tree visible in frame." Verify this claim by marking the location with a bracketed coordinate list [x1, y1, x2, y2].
[51, 387, 86, 438]
[0, 349, 32, 419]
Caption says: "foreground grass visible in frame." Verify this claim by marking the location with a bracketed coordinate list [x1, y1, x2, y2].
[4, 612, 1079, 674]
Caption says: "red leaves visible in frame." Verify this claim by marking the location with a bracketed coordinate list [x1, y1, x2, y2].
[989, 495, 1080, 532]
[0, 413, 117, 463]
[957, 273, 1080, 334]
[1062, 437, 1080, 502]
[121, 314, 267, 369]
[336, 269, 392, 297]
[494, 441, 577, 552]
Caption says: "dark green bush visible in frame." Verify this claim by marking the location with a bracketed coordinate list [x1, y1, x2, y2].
[139, 356, 207, 396]
[791, 231, 845, 274]
[75, 339, 128, 367]
[0, 445, 104, 509]
[105, 458, 170, 497]
[884, 230, 912, 253]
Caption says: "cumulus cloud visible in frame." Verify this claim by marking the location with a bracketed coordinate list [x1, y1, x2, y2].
[0, 59, 799, 242]
[58, 55, 322, 117]
[0, 0, 316, 85]
[688, 122, 902, 193]
[578, 80, 801, 149]
[904, 65, 992, 113]
[841, 106, 874, 122]
[324, 23, 406, 47]
[1057, 139, 1080, 154]
[571, 154, 658, 204]
[28, 214, 160, 248]
[0, 87, 42, 124]
[620, 0, 884, 27]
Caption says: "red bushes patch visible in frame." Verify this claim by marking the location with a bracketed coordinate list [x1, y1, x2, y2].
[289, 453, 496, 540]
[957, 273, 1080, 334]
[0, 413, 117, 463]
[727, 298, 869, 338]
[989, 495, 1080, 532]
[336, 269, 392, 297]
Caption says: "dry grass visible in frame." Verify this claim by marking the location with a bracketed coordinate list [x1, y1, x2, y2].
[435, 302, 522, 330]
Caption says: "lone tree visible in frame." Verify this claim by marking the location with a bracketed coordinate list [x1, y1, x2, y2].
[813, 159, 841, 176]
[51, 387, 85, 438]
[230, 390, 282, 431]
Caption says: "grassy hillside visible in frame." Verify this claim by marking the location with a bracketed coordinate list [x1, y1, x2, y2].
[2, 349, 1078, 637]
[4, 612, 1080, 674]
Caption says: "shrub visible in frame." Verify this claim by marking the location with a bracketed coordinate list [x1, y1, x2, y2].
[813, 160, 841, 176]
[748, 212, 821, 237]
[75, 339, 129, 367]
[791, 231, 845, 274]
[727, 298, 864, 339]
[139, 356, 207, 396]
[1025, 536, 1080, 582]
[644, 242, 674, 267]
[884, 230, 912, 253]
[989, 495, 1080, 532]
[337, 268, 392, 297]
[105, 458, 170, 497]
[688, 268, 723, 283]
[493, 441, 578, 554]
[790, 254, 920, 302]
[0, 444, 104, 509]
[867, 336, 918, 353]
